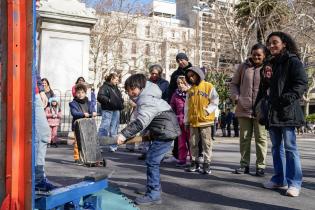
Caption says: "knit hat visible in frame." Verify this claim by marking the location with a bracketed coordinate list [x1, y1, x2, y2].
[49, 97, 59, 104]
[176, 53, 188, 62]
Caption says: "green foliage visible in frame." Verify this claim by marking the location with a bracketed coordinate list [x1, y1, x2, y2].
[306, 113, 315, 122]
[205, 70, 231, 105]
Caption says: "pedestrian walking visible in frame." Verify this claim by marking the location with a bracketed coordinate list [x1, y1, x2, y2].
[184, 67, 219, 174]
[230, 43, 268, 176]
[259, 32, 307, 197]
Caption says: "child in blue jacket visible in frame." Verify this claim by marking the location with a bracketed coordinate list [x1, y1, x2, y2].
[69, 83, 96, 164]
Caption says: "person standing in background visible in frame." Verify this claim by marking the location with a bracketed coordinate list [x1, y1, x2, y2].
[230, 43, 268, 177]
[97, 73, 124, 152]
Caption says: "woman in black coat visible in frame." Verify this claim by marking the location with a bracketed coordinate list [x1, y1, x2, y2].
[259, 32, 307, 197]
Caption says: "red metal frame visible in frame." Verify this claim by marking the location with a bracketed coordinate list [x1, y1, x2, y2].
[1, 0, 33, 209]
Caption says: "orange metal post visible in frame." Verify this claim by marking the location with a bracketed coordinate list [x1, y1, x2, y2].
[0, 0, 33, 209]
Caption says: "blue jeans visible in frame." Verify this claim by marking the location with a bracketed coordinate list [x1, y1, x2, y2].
[269, 127, 303, 189]
[98, 110, 120, 148]
[145, 140, 173, 199]
[35, 95, 51, 184]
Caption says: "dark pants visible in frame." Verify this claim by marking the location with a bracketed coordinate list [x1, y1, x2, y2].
[227, 123, 232, 137]
[172, 137, 178, 159]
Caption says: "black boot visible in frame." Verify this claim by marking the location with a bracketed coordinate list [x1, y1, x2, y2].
[256, 168, 265, 177]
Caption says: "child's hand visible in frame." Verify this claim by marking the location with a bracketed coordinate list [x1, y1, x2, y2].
[92, 112, 97, 117]
[84, 113, 90, 118]
[116, 134, 126, 145]
[203, 108, 209, 116]
[53, 114, 57, 118]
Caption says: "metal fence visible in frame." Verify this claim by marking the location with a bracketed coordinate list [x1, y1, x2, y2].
[53, 89, 132, 136]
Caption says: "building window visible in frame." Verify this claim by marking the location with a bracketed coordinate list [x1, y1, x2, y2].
[145, 44, 150, 56]
[131, 57, 137, 67]
[159, 28, 163, 38]
[182, 32, 186, 41]
[131, 42, 137, 54]
[171, 30, 175, 38]
[118, 41, 123, 54]
[145, 26, 150, 37]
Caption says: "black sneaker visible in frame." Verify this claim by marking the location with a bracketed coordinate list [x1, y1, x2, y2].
[201, 163, 212, 174]
[234, 166, 249, 174]
[35, 178, 57, 192]
[51, 143, 58, 148]
[186, 161, 200, 172]
[256, 168, 265, 177]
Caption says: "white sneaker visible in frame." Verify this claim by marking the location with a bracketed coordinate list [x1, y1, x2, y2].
[163, 156, 178, 163]
[286, 187, 300, 197]
[263, 181, 288, 190]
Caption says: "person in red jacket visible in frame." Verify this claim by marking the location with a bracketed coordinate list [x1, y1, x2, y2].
[170, 76, 191, 166]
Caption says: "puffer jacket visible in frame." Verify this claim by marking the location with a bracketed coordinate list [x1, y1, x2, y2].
[97, 82, 124, 111]
[230, 58, 262, 118]
[45, 106, 62, 126]
[170, 90, 186, 126]
[121, 81, 181, 140]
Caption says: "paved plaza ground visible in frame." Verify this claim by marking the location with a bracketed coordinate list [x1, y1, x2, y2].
[46, 134, 315, 210]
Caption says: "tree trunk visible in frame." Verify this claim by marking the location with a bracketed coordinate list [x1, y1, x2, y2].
[305, 100, 310, 116]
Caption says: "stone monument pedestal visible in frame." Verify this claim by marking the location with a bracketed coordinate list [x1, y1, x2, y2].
[37, 0, 97, 94]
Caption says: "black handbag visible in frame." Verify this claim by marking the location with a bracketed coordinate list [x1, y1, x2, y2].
[255, 96, 270, 126]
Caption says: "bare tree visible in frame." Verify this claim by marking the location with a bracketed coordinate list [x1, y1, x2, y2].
[283, 0, 315, 115]
[88, 0, 147, 88]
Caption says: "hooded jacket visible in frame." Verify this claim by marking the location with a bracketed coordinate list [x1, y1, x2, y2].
[184, 67, 219, 127]
[230, 58, 262, 118]
[121, 81, 180, 140]
[97, 82, 124, 111]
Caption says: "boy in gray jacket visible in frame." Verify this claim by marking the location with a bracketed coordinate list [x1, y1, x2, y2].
[116, 74, 180, 205]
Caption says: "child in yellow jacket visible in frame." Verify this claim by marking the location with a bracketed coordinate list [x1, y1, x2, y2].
[184, 66, 219, 174]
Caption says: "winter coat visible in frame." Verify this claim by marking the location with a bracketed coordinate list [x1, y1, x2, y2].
[121, 81, 181, 141]
[168, 62, 193, 102]
[97, 82, 124, 111]
[230, 59, 262, 118]
[150, 78, 169, 101]
[45, 106, 62, 126]
[170, 90, 186, 126]
[184, 67, 219, 127]
[69, 97, 95, 131]
[256, 52, 308, 127]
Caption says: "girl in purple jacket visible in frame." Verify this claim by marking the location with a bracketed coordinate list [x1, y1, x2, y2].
[170, 76, 191, 166]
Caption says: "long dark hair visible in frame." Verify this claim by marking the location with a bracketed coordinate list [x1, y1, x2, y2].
[41, 78, 50, 87]
[75, 77, 85, 84]
[266, 32, 300, 59]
